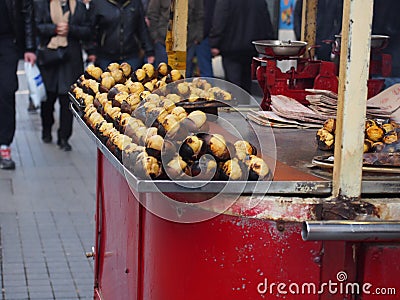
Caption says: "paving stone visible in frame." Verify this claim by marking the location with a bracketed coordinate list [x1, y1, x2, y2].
[0, 63, 95, 299]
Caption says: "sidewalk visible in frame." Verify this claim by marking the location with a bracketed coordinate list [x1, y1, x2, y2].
[0, 62, 96, 300]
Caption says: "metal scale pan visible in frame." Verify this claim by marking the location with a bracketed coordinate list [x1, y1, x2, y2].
[252, 40, 308, 58]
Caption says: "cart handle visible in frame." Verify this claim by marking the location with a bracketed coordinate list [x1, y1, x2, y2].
[302, 221, 400, 241]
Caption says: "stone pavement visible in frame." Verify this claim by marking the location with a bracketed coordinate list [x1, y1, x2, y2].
[0, 63, 96, 299]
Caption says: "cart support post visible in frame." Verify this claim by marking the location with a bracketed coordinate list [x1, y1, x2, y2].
[166, 0, 188, 77]
[300, 0, 318, 59]
[333, 0, 374, 199]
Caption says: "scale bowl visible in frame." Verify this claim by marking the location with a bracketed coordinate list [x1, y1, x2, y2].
[252, 40, 308, 57]
[334, 34, 390, 51]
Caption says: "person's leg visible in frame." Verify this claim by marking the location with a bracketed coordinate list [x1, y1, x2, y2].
[57, 94, 73, 151]
[40, 91, 57, 142]
[196, 38, 214, 77]
[186, 44, 197, 78]
[222, 54, 242, 88]
[123, 56, 143, 71]
[154, 42, 168, 67]
[0, 37, 18, 169]
[239, 54, 253, 95]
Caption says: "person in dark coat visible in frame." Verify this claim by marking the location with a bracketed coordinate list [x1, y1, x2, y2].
[34, 0, 92, 150]
[87, 0, 155, 70]
[195, 0, 216, 77]
[294, 0, 343, 61]
[0, 0, 36, 169]
[209, 0, 274, 95]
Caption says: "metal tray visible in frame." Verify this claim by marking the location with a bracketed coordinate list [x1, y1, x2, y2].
[71, 104, 400, 195]
[312, 154, 400, 174]
[68, 92, 86, 111]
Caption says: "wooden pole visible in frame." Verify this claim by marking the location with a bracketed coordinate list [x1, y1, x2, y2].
[332, 0, 374, 199]
[300, 0, 318, 59]
[165, 0, 188, 77]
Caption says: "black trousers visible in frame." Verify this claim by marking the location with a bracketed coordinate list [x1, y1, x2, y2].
[222, 52, 253, 99]
[40, 92, 73, 141]
[0, 37, 19, 146]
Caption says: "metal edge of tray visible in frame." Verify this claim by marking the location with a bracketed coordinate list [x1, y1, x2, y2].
[68, 92, 86, 110]
[71, 104, 399, 195]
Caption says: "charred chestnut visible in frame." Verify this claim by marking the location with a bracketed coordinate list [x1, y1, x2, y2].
[157, 62, 172, 77]
[134, 152, 161, 179]
[145, 134, 164, 159]
[120, 62, 132, 77]
[323, 118, 336, 134]
[364, 139, 374, 153]
[179, 135, 206, 162]
[205, 134, 231, 161]
[191, 156, 218, 180]
[244, 155, 270, 181]
[316, 128, 334, 151]
[371, 141, 385, 152]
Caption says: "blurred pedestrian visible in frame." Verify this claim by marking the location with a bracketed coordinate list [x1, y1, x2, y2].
[34, 0, 92, 151]
[0, 0, 36, 170]
[294, 0, 343, 61]
[88, 0, 154, 71]
[147, 0, 204, 77]
[209, 0, 274, 95]
[195, 0, 215, 77]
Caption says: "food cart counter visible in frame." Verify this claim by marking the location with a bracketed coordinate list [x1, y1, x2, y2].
[73, 106, 400, 300]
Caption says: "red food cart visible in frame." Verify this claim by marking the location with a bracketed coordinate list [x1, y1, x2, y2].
[74, 0, 400, 299]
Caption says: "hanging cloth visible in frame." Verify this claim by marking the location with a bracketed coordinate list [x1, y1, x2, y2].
[47, 0, 76, 49]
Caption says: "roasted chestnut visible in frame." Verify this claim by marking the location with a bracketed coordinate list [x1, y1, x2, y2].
[100, 76, 115, 93]
[176, 82, 191, 98]
[316, 128, 334, 151]
[383, 131, 398, 144]
[179, 135, 206, 162]
[366, 125, 384, 142]
[382, 123, 394, 134]
[142, 63, 155, 79]
[205, 134, 231, 161]
[323, 118, 336, 134]
[220, 158, 243, 181]
[182, 110, 208, 133]
[145, 134, 164, 159]
[125, 80, 144, 95]
[157, 62, 172, 77]
[244, 155, 270, 181]
[111, 69, 125, 84]
[170, 70, 183, 81]
[106, 62, 120, 72]
[365, 119, 377, 130]
[171, 106, 188, 121]
[191, 155, 218, 180]
[364, 139, 374, 153]
[132, 68, 147, 82]
[134, 152, 161, 179]
[84, 64, 103, 81]
[120, 62, 132, 77]
[234, 140, 257, 160]
[164, 155, 190, 180]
